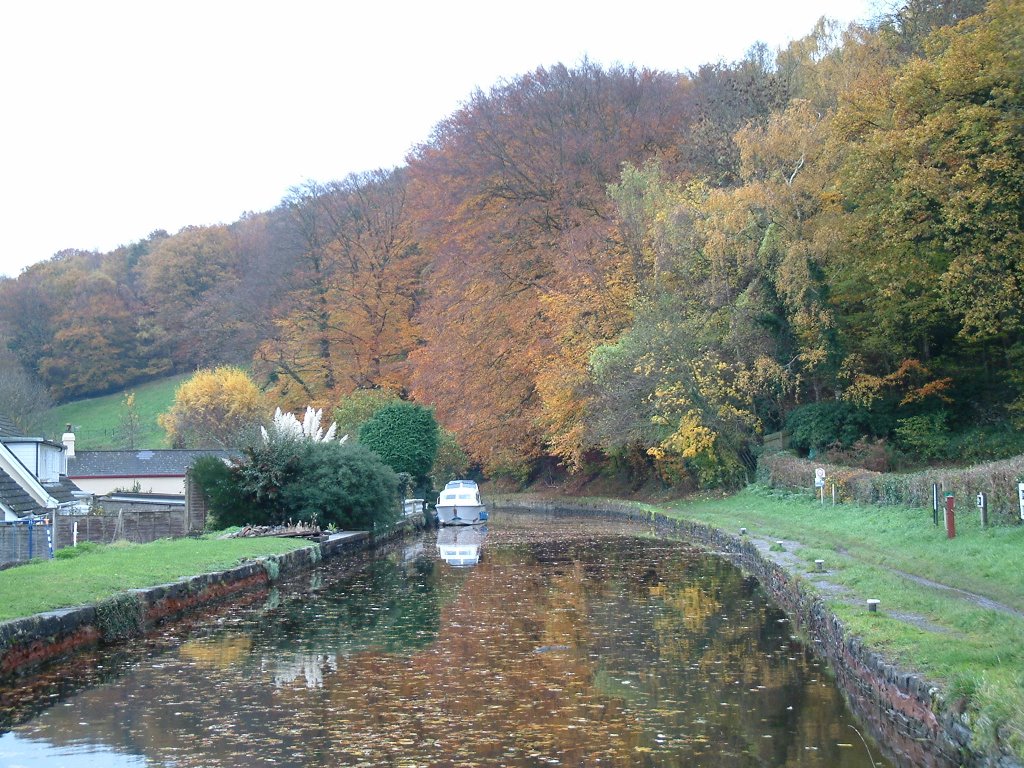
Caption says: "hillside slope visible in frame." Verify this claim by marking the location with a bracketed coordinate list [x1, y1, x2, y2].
[43, 374, 188, 449]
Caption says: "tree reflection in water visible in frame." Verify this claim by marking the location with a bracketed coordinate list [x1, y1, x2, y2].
[0, 513, 889, 767]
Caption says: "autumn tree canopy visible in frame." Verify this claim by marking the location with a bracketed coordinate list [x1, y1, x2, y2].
[158, 366, 266, 448]
[2, 0, 1020, 485]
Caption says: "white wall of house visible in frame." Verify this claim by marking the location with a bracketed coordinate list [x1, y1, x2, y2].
[5, 441, 64, 483]
[38, 445, 63, 482]
[0, 441, 58, 511]
[70, 476, 186, 496]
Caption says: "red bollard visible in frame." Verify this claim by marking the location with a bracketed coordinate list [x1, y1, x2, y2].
[945, 494, 955, 539]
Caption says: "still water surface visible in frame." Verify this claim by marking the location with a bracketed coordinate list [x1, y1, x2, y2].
[0, 512, 889, 767]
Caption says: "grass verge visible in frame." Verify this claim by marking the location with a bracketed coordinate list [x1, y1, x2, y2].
[0, 534, 313, 622]
[653, 486, 1024, 759]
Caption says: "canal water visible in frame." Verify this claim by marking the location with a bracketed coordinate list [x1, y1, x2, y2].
[0, 511, 890, 767]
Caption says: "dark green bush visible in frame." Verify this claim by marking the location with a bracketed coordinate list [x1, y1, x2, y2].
[276, 441, 400, 529]
[893, 411, 953, 460]
[948, 425, 1024, 463]
[785, 400, 892, 454]
[192, 441, 399, 530]
[333, 389, 401, 442]
[232, 439, 304, 516]
[358, 402, 439, 480]
[190, 454, 251, 529]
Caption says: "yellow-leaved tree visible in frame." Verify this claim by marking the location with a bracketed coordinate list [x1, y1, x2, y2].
[159, 367, 266, 448]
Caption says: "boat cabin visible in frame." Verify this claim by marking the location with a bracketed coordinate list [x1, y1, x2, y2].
[438, 480, 481, 507]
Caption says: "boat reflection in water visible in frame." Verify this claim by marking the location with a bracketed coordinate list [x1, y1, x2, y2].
[436, 525, 487, 566]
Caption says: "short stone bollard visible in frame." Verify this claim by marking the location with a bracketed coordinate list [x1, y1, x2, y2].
[867, 599, 880, 612]
[815, 559, 825, 572]
[740, 527, 747, 535]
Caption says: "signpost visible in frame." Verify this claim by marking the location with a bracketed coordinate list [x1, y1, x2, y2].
[1018, 483, 1024, 522]
[815, 467, 826, 503]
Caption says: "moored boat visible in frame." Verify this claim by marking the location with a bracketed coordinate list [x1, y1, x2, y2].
[435, 480, 487, 525]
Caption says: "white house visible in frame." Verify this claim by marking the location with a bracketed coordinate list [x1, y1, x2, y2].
[0, 417, 88, 520]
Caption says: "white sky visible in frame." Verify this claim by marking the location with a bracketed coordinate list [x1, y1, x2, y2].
[0, 0, 880, 279]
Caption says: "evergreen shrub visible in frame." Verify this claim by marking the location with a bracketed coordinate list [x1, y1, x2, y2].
[785, 401, 892, 454]
[358, 402, 439, 481]
[191, 442, 399, 530]
[190, 455, 250, 529]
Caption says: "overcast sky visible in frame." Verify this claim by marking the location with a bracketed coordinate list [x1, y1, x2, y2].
[0, 0, 880, 279]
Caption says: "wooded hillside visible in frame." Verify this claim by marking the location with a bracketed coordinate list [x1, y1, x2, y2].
[2, 0, 1020, 487]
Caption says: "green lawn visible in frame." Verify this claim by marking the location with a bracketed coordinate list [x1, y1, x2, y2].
[0, 535, 312, 622]
[43, 374, 189, 449]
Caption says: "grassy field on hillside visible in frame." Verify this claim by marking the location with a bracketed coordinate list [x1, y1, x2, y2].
[43, 374, 189, 449]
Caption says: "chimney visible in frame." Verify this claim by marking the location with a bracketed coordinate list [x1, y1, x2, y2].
[62, 424, 76, 459]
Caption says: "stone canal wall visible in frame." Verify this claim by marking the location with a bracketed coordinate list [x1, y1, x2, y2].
[493, 497, 1014, 768]
[0, 529, 379, 681]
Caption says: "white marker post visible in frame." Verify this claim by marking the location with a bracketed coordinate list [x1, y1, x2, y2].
[1018, 483, 1024, 522]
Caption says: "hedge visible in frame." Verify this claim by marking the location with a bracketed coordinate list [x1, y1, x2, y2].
[757, 451, 1024, 523]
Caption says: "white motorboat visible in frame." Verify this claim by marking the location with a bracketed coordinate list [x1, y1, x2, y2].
[435, 480, 487, 525]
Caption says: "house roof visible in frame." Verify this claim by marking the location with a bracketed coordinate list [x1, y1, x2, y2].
[0, 417, 86, 517]
[43, 476, 84, 504]
[0, 414, 25, 439]
[0, 469, 39, 514]
[2, 435, 64, 450]
[68, 449, 238, 478]
[0, 469, 82, 515]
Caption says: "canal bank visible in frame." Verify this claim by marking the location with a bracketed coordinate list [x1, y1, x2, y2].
[1, 497, 1018, 767]
[492, 496, 1020, 768]
[2, 513, 890, 767]
[0, 521, 418, 682]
